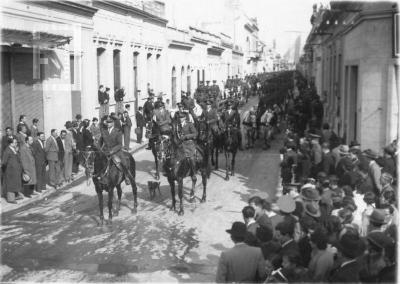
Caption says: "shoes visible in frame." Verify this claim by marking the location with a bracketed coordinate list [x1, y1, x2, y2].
[25, 195, 32, 198]
[36, 190, 42, 193]
[145, 145, 151, 150]
[31, 191, 39, 196]
[7, 200, 17, 204]
[15, 195, 24, 200]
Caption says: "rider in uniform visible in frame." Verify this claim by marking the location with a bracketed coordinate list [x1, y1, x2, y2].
[177, 112, 198, 172]
[222, 100, 243, 150]
[99, 116, 133, 184]
[154, 94, 164, 110]
[143, 94, 155, 122]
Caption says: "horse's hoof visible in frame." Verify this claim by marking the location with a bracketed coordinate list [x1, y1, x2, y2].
[170, 205, 175, 211]
[99, 218, 104, 227]
[114, 211, 119, 217]
[178, 209, 184, 216]
[201, 196, 206, 203]
[155, 175, 160, 181]
[225, 176, 229, 181]
[189, 195, 195, 203]
[132, 208, 137, 214]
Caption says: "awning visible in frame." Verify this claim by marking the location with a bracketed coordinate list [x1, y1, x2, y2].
[1, 29, 71, 48]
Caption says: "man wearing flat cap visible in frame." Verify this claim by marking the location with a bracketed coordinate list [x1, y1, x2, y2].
[99, 115, 134, 185]
[216, 221, 266, 282]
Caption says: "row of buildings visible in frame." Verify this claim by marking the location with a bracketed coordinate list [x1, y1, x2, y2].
[299, 1, 399, 151]
[0, 0, 271, 136]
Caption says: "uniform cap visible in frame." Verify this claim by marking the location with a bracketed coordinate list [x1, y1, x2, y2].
[277, 195, 296, 213]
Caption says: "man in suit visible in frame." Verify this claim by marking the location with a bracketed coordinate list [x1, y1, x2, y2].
[63, 123, 75, 183]
[135, 106, 146, 144]
[222, 101, 243, 150]
[56, 130, 66, 185]
[143, 94, 154, 122]
[32, 132, 47, 192]
[216, 221, 266, 282]
[1, 127, 15, 157]
[114, 87, 125, 114]
[16, 114, 31, 136]
[31, 118, 39, 139]
[99, 116, 133, 185]
[329, 232, 365, 282]
[242, 206, 260, 246]
[272, 220, 299, 270]
[98, 85, 109, 118]
[71, 120, 83, 174]
[45, 129, 61, 188]
[122, 111, 132, 150]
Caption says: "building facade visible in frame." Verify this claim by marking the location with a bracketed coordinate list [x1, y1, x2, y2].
[1, 0, 263, 138]
[300, 1, 399, 151]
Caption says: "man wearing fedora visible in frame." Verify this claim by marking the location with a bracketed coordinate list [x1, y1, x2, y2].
[99, 116, 134, 185]
[329, 232, 365, 282]
[222, 100, 243, 150]
[216, 221, 266, 283]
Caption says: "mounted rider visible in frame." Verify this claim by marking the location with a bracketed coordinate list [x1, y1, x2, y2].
[99, 115, 133, 185]
[153, 101, 172, 136]
[176, 112, 198, 172]
[202, 100, 220, 136]
[222, 100, 243, 150]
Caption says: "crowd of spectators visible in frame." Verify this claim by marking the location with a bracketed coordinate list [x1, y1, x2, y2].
[1, 104, 133, 204]
[216, 72, 397, 283]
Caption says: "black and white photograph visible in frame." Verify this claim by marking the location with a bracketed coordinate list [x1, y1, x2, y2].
[0, 0, 398, 282]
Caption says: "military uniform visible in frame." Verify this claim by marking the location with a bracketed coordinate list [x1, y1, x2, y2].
[153, 107, 171, 135]
[222, 105, 243, 149]
[143, 97, 154, 122]
[178, 116, 198, 160]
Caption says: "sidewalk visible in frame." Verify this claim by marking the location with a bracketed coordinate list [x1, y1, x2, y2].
[1, 136, 148, 214]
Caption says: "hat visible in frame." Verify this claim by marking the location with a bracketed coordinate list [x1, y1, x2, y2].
[286, 141, 297, 150]
[367, 232, 394, 249]
[226, 221, 247, 238]
[105, 115, 115, 123]
[300, 187, 321, 201]
[339, 145, 350, 155]
[92, 117, 98, 122]
[206, 100, 212, 105]
[304, 203, 321, 218]
[65, 121, 72, 129]
[178, 112, 187, 118]
[363, 149, 379, 160]
[177, 102, 182, 107]
[350, 140, 361, 149]
[381, 172, 393, 183]
[157, 93, 163, 99]
[383, 145, 396, 156]
[275, 220, 295, 236]
[369, 209, 387, 225]
[277, 195, 296, 213]
[336, 233, 365, 259]
[309, 133, 321, 139]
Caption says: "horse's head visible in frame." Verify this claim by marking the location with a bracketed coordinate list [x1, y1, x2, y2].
[81, 149, 96, 185]
[155, 135, 171, 161]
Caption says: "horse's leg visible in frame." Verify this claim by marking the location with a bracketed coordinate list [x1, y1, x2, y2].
[96, 184, 104, 226]
[215, 144, 219, 170]
[231, 152, 236, 176]
[130, 178, 138, 214]
[225, 151, 230, 181]
[115, 184, 122, 216]
[200, 169, 207, 203]
[154, 153, 160, 180]
[168, 177, 176, 211]
[190, 174, 197, 203]
[178, 179, 184, 216]
[107, 187, 114, 224]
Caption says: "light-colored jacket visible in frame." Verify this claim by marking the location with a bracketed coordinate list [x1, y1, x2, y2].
[45, 136, 59, 161]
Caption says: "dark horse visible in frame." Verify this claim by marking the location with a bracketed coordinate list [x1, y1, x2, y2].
[163, 122, 208, 215]
[196, 117, 213, 178]
[145, 121, 169, 180]
[210, 121, 225, 170]
[80, 148, 138, 225]
[223, 124, 239, 181]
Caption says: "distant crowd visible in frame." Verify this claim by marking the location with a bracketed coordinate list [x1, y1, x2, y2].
[216, 71, 397, 283]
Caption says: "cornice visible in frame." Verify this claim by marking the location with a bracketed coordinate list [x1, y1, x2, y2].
[26, 0, 98, 17]
[168, 40, 194, 50]
[93, 1, 168, 26]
